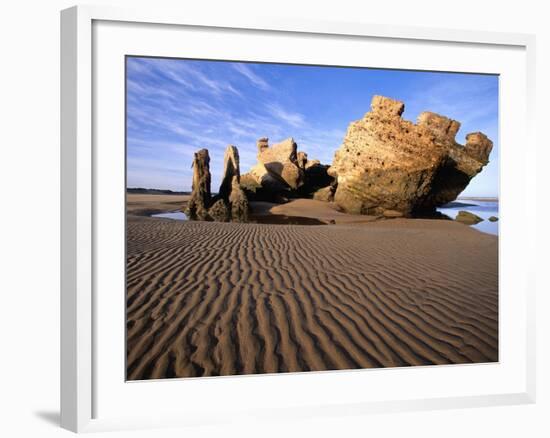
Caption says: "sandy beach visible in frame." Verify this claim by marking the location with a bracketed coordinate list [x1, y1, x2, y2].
[126, 193, 190, 216]
[126, 194, 498, 380]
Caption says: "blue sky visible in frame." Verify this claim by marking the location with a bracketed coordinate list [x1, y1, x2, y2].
[126, 57, 499, 197]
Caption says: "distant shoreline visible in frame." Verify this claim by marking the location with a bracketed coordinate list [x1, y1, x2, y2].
[458, 196, 498, 202]
[127, 188, 498, 204]
[127, 187, 190, 196]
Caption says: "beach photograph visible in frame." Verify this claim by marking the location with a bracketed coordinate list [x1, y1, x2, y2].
[125, 57, 499, 380]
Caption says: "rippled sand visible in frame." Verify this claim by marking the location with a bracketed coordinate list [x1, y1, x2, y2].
[126, 214, 498, 380]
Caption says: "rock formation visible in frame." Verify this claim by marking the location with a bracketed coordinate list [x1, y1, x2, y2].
[301, 161, 334, 197]
[312, 185, 335, 202]
[185, 95, 492, 222]
[297, 151, 308, 170]
[219, 145, 240, 200]
[240, 137, 336, 202]
[185, 145, 249, 222]
[329, 95, 493, 216]
[208, 198, 230, 222]
[185, 149, 212, 221]
[219, 145, 249, 222]
[229, 177, 249, 222]
[259, 137, 305, 189]
[241, 137, 306, 200]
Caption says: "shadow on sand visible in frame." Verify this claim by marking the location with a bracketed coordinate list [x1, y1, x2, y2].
[250, 214, 327, 225]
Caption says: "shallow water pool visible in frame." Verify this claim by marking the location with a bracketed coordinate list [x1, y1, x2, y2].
[437, 199, 498, 235]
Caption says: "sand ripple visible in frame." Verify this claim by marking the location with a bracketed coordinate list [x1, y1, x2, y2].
[126, 217, 498, 379]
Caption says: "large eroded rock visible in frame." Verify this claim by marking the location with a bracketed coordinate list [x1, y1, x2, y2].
[329, 95, 493, 216]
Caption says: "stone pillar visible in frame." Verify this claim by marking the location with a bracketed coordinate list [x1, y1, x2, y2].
[185, 149, 212, 220]
[219, 145, 240, 200]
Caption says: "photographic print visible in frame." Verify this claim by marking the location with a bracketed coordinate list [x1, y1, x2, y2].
[125, 57, 498, 380]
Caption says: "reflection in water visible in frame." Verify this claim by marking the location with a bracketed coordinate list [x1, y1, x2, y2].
[150, 201, 499, 234]
[152, 211, 188, 220]
[151, 210, 326, 225]
[437, 199, 498, 235]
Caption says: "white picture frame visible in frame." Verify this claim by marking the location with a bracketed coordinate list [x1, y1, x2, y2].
[60, 4, 537, 433]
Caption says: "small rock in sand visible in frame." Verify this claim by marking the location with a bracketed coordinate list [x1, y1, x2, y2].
[382, 209, 404, 218]
[455, 210, 484, 225]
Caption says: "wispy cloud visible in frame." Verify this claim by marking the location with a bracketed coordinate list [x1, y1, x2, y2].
[269, 104, 306, 128]
[232, 63, 271, 91]
[127, 57, 241, 98]
[126, 58, 498, 195]
[182, 63, 241, 97]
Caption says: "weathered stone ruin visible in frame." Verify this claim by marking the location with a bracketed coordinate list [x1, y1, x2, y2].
[328, 95, 493, 216]
[185, 145, 249, 222]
